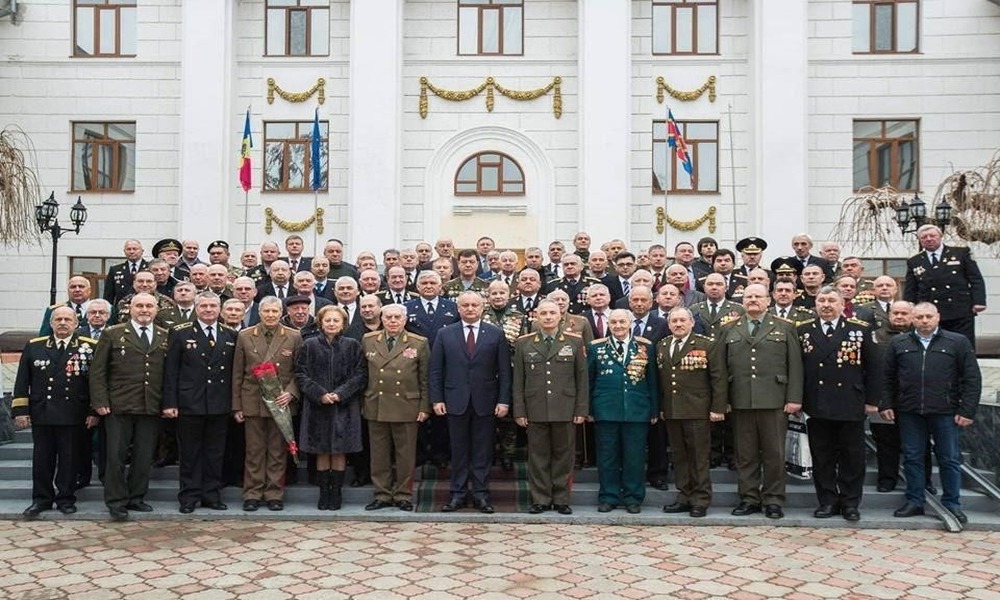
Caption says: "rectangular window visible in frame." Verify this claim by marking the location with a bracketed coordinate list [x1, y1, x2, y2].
[71, 122, 136, 192]
[652, 120, 719, 193]
[852, 0, 919, 54]
[263, 121, 329, 192]
[457, 0, 524, 56]
[853, 119, 919, 192]
[265, 0, 330, 57]
[73, 0, 137, 57]
[71, 257, 120, 300]
[652, 0, 718, 55]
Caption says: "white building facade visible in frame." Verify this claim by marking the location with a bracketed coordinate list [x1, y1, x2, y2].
[0, 0, 998, 336]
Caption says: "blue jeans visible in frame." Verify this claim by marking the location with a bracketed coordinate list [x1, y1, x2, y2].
[897, 412, 962, 510]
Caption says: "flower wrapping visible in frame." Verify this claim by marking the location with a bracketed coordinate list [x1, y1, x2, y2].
[251, 361, 299, 464]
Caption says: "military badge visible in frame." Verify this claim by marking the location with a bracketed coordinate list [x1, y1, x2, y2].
[558, 345, 574, 357]
[402, 347, 417, 359]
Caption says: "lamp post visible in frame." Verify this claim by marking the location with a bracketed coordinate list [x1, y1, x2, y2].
[35, 192, 88, 305]
[894, 193, 952, 236]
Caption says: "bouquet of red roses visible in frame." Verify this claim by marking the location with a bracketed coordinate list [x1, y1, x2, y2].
[251, 361, 299, 464]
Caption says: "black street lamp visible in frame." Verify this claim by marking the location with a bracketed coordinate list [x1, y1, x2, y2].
[895, 193, 952, 236]
[35, 192, 87, 305]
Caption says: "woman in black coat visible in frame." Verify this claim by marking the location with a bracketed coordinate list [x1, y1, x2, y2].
[295, 305, 368, 509]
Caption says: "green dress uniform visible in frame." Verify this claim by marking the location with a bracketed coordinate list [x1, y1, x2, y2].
[533, 314, 594, 345]
[442, 276, 489, 299]
[656, 334, 728, 509]
[587, 336, 659, 508]
[361, 330, 430, 506]
[719, 314, 803, 509]
[89, 322, 169, 513]
[513, 330, 589, 508]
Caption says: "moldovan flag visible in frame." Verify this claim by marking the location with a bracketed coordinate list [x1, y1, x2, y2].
[239, 109, 252, 192]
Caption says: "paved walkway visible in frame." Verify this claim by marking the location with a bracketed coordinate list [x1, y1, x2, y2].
[2, 520, 999, 599]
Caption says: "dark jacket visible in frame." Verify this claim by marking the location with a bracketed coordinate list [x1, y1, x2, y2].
[883, 328, 982, 419]
[162, 322, 237, 415]
[90, 322, 168, 415]
[294, 335, 369, 454]
[12, 334, 95, 425]
[903, 245, 987, 321]
[429, 321, 512, 416]
[797, 318, 882, 421]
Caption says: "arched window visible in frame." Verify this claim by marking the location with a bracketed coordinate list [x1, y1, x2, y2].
[454, 152, 525, 196]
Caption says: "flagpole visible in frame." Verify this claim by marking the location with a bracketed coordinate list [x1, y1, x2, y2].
[726, 103, 738, 243]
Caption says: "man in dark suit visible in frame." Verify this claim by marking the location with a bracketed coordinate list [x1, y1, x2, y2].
[309, 256, 337, 301]
[903, 224, 986, 348]
[696, 249, 748, 299]
[330, 276, 366, 342]
[231, 277, 260, 328]
[544, 254, 600, 315]
[40, 276, 92, 336]
[257, 260, 293, 301]
[833, 276, 878, 328]
[791, 233, 834, 283]
[769, 280, 816, 322]
[162, 291, 237, 514]
[14, 307, 97, 518]
[475, 236, 495, 276]
[75, 299, 112, 487]
[797, 287, 881, 522]
[90, 293, 169, 521]
[541, 241, 565, 284]
[602, 251, 637, 305]
[429, 291, 512, 513]
[283, 234, 312, 273]
[103, 239, 148, 306]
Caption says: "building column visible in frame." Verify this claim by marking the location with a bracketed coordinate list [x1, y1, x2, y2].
[348, 0, 402, 253]
[178, 0, 235, 244]
[749, 0, 808, 246]
[578, 0, 631, 244]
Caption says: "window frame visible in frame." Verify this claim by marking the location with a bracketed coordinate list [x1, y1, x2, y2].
[651, 0, 720, 56]
[70, 121, 136, 193]
[264, 0, 331, 57]
[852, 0, 920, 55]
[262, 120, 330, 193]
[72, 0, 137, 58]
[70, 256, 121, 300]
[852, 119, 920, 192]
[456, 0, 525, 57]
[453, 151, 526, 197]
[651, 119, 719, 195]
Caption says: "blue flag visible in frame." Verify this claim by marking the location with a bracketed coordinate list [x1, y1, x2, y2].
[310, 108, 321, 191]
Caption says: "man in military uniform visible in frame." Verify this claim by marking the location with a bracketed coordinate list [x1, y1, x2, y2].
[540, 289, 594, 343]
[544, 254, 600, 315]
[153, 238, 189, 282]
[840, 257, 874, 304]
[769, 256, 802, 289]
[103, 239, 148, 306]
[206, 264, 236, 302]
[443, 249, 490, 299]
[690, 273, 746, 340]
[148, 257, 178, 298]
[360, 304, 430, 512]
[769, 280, 815, 322]
[376, 266, 416, 306]
[162, 291, 237, 514]
[797, 287, 881, 522]
[513, 299, 589, 515]
[903, 223, 986, 348]
[697, 249, 748, 299]
[482, 279, 529, 471]
[14, 307, 97, 518]
[90, 293, 169, 521]
[735, 237, 769, 280]
[797, 264, 826, 309]
[720, 283, 803, 519]
[39, 276, 92, 336]
[657, 306, 727, 518]
[860, 275, 898, 330]
[243, 241, 281, 284]
[833, 276, 877, 328]
[207, 240, 245, 280]
[115, 270, 180, 328]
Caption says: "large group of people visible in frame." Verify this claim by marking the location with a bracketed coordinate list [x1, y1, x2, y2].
[11, 225, 986, 524]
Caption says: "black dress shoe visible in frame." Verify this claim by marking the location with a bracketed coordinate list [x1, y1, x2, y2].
[689, 506, 707, 518]
[813, 504, 840, 518]
[948, 508, 968, 525]
[23, 503, 51, 518]
[528, 503, 548, 514]
[441, 498, 466, 512]
[126, 502, 154, 512]
[365, 499, 394, 511]
[649, 479, 669, 491]
[553, 504, 573, 515]
[57, 504, 77, 515]
[626, 504, 641, 514]
[397, 500, 414, 512]
[243, 499, 260, 512]
[876, 482, 896, 493]
[179, 504, 195, 514]
[202, 501, 228, 511]
[842, 507, 861, 522]
[474, 501, 495, 514]
[597, 503, 615, 513]
[662, 503, 692, 514]
[893, 504, 925, 518]
[109, 507, 129, 521]
[731, 502, 761, 516]
[267, 500, 284, 511]
[351, 476, 372, 488]
[501, 458, 514, 472]
[764, 504, 784, 519]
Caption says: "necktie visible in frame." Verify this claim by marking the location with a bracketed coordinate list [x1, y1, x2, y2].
[182, 309, 190, 320]
[426, 302, 435, 315]
[290, 259, 298, 272]
[595, 313, 604, 338]
[466, 325, 476, 354]
[396, 293, 403, 304]
[206, 325, 215, 346]
[139, 326, 150, 350]
[622, 281, 631, 296]
[632, 320, 643, 338]
[544, 336, 553, 350]
[92, 328, 102, 340]
[524, 297, 533, 312]
[710, 303, 718, 320]
[264, 329, 274, 343]
[654, 272, 662, 287]
[277, 285, 285, 299]
[779, 307, 787, 319]
[73, 303, 83, 320]
[750, 319, 761, 337]
[57, 340, 66, 352]
[672, 339, 682, 358]
[930, 253, 939, 266]
[130, 263, 137, 275]
[824, 321, 834, 336]
[553, 265, 560, 278]
[406, 272, 413, 287]
[616, 340, 625, 356]
[315, 283, 323, 295]
[387, 336, 395, 351]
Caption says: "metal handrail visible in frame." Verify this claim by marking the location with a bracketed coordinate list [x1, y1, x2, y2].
[961, 463, 1000, 502]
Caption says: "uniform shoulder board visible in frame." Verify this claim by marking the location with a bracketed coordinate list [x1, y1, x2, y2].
[363, 330, 381, 338]
[173, 321, 194, 330]
[517, 332, 536, 340]
[406, 332, 427, 342]
[847, 317, 871, 328]
[794, 319, 814, 327]
[47, 301, 67, 310]
[29, 335, 48, 343]
[692, 333, 712, 342]
[634, 336, 651, 344]
[590, 337, 607, 345]
[218, 324, 237, 333]
[78, 336, 98, 344]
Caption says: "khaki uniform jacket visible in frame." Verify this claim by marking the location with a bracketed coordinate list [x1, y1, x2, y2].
[718, 315, 803, 410]
[690, 299, 746, 338]
[656, 334, 728, 419]
[361, 330, 431, 422]
[232, 324, 302, 417]
[442, 276, 489, 299]
[90, 322, 169, 415]
[512, 330, 589, 422]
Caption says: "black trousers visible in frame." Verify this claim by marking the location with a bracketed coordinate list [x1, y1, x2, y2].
[447, 410, 495, 503]
[104, 414, 160, 510]
[807, 418, 865, 508]
[32, 424, 83, 507]
[74, 423, 102, 487]
[222, 419, 246, 486]
[646, 420, 669, 482]
[177, 414, 229, 505]
[941, 316, 975, 350]
[870, 422, 934, 486]
[348, 415, 371, 482]
[710, 419, 734, 465]
[418, 414, 451, 465]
